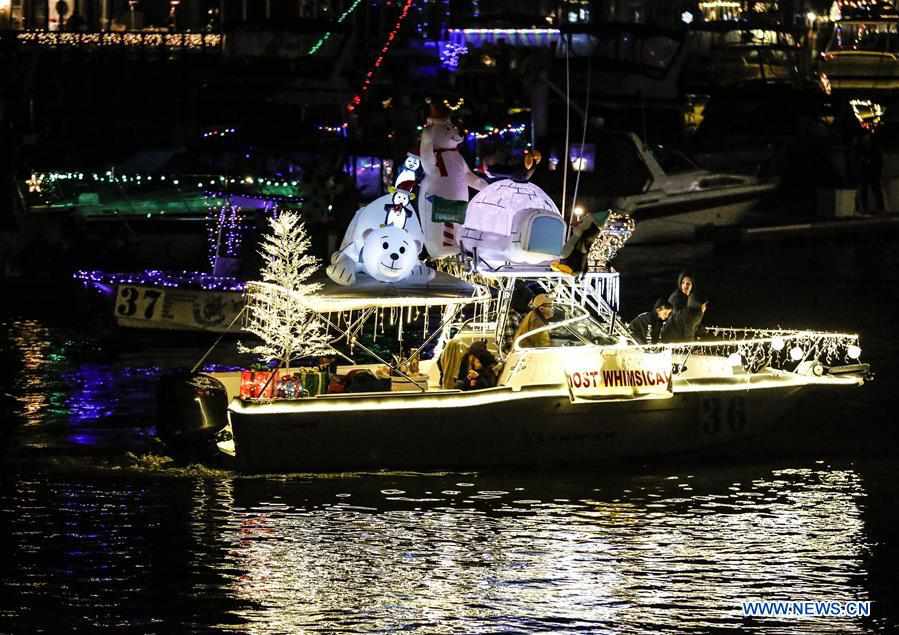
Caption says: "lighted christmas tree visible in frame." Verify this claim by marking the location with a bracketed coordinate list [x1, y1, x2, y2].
[239, 212, 332, 369]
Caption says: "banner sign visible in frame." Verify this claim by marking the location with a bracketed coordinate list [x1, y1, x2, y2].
[565, 348, 673, 402]
[114, 284, 244, 333]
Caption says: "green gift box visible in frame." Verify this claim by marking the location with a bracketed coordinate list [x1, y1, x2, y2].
[430, 195, 468, 224]
[300, 369, 329, 397]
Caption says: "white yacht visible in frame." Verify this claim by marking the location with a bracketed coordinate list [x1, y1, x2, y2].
[576, 132, 777, 244]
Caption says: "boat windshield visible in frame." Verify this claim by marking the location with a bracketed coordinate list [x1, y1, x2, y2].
[827, 21, 899, 53]
[518, 305, 619, 348]
[652, 145, 699, 175]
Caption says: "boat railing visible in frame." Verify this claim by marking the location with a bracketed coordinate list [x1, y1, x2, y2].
[636, 327, 863, 374]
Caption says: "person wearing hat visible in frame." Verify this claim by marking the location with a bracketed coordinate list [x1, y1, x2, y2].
[512, 293, 555, 348]
[456, 341, 499, 391]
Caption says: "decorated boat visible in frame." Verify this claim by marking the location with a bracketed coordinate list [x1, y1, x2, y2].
[71, 188, 292, 333]
[189, 270, 869, 473]
[159, 217, 870, 472]
[157, 113, 870, 472]
[74, 269, 246, 333]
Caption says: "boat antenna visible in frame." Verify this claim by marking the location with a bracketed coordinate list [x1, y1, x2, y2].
[641, 89, 648, 146]
[561, 31, 571, 225]
[569, 52, 592, 233]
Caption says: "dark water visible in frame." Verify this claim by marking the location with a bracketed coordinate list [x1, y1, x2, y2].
[0, 237, 897, 633]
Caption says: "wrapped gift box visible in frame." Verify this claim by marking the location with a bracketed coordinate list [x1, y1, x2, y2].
[240, 370, 279, 399]
[298, 369, 329, 397]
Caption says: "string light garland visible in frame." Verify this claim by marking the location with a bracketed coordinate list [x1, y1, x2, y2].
[465, 123, 527, 141]
[27, 171, 300, 189]
[307, 0, 364, 55]
[443, 97, 465, 112]
[317, 123, 349, 136]
[206, 202, 245, 267]
[439, 42, 468, 71]
[643, 327, 862, 373]
[201, 127, 237, 139]
[346, 0, 415, 113]
[74, 269, 246, 293]
[16, 31, 222, 50]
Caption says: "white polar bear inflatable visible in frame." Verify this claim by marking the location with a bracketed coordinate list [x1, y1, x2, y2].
[326, 193, 435, 286]
[418, 115, 488, 259]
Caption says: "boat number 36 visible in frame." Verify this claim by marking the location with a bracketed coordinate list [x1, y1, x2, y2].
[700, 397, 747, 434]
[116, 286, 163, 320]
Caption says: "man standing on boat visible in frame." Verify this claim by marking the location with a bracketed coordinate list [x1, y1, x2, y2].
[628, 299, 673, 345]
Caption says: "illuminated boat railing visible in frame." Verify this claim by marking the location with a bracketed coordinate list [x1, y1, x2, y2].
[74, 269, 246, 293]
[244, 279, 492, 364]
[245, 279, 490, 314]
[639, 327, 863, 373]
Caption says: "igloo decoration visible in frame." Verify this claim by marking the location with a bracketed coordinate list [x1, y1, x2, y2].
[459, 180, 567, 268]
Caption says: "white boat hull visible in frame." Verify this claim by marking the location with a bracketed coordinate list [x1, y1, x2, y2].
[227, 380, 847, 473]
[625, 185, 774, 244]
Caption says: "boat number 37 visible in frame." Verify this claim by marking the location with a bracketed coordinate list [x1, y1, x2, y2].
[116, 286, 163, 320]
[700, 397, 747, 434]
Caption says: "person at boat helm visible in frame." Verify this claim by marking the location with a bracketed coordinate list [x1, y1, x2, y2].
[660, 296, 708, 343]
[628, 298, 673, 345]
[668, 271, 696, 313]
[456, 341, 499, 391]
[513, 293, 554, 348]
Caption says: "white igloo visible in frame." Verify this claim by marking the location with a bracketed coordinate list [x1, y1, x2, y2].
[460, 180, 567, 267]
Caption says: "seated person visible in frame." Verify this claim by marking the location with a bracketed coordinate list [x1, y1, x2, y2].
[512, 293, 554, 348]
[628, 298, 673, 345]
[456, 341, 498, 391]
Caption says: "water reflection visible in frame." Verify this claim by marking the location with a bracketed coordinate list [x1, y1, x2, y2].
[149, 466, 876, 634]
[2, 318, 165, 454]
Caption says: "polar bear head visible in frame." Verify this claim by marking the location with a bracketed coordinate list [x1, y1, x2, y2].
[426, 117, 463, 148]
[360, 226, 423, 283]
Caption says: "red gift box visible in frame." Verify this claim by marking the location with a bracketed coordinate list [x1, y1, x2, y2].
[240, 370, 279, 399]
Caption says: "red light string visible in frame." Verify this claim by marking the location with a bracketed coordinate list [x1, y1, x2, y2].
[346, 0, 415, 113]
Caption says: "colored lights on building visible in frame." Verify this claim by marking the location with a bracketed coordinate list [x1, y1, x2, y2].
[15, 30, 222, 50]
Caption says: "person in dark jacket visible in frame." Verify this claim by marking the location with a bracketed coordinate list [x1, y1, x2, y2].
[668, 271, 697, 313]
[456, 341, 499, 391]
[628, 298, 673, 345]
[660, 297, 708, 342]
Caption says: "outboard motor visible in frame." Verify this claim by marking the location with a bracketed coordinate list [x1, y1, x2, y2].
[157, 371, 229, 452]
